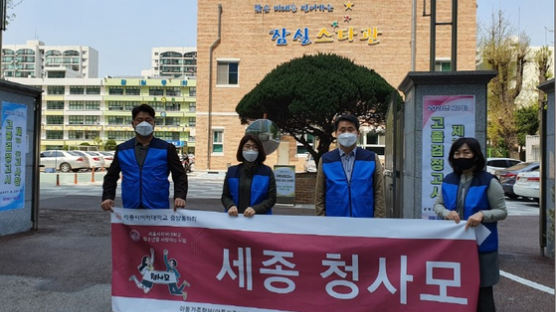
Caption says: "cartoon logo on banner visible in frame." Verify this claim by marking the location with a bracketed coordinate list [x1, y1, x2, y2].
[128, 248, 191, 300]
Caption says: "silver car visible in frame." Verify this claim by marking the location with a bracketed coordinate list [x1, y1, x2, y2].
[39, 150, 90, 172]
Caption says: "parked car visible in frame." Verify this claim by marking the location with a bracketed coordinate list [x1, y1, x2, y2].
[99, 151, 115, 168]
[71, 150, 103, 170]
[495, 162, 540, 199]
[84, 151, 107, 169]
[513, 168, 540, 201]
[486, 157, 522, 174]
[39, 150, 89, 172]
[303, 153, 316, 173]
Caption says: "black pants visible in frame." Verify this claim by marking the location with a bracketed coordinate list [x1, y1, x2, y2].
[477, 286, 495, 312]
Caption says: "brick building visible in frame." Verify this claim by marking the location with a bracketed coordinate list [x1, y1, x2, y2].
[196, 0, 477, 171]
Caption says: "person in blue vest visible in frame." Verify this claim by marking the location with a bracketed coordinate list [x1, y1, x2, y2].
[101, 104, 187, 210]
[221, 134, 276, 217]
[315, 114, 385, 218]
[434, 137, 507, 312]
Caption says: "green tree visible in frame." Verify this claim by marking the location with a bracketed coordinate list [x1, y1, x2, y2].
[480, 10, 529, 158]
[515, 104, 539, 147]
[104, 139, 117, 151]
[236, 53, 400, 165]
[92, 136, 103, 150]
[534, 46, 553, 121]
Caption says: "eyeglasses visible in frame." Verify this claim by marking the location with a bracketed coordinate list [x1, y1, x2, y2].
[243, 144, 259, 151]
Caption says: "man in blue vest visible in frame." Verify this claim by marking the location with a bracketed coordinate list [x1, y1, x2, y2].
[101, 104, 187, 210]
[315, 114, 385, 217]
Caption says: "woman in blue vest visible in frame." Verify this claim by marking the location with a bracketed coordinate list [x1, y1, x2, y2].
[221, 134, 276, 217]
[434, 137, 507, 312]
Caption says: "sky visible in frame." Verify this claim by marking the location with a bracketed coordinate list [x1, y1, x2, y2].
[3, 0, 553, 77]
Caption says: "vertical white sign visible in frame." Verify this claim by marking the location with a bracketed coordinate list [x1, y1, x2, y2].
[421, 96, 475, 219]
[0, 102, 27, 211]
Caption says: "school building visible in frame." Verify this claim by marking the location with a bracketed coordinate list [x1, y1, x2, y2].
[195, 0, 478, 171]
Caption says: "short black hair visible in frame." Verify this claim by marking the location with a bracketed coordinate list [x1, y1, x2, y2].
[132, 104, 155, 120]
[236, 134, 266, 163]
[448, 137, 486, 174]
[334, 114, 359, 131]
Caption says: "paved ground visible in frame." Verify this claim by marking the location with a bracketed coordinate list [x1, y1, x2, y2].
[0, 172, 553, 312]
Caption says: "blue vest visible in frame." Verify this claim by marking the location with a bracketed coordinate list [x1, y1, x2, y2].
[442, 171, 498, 253]
[226, 164, 273, 214]
[322, 148, 376, 217]
[117, 137, 170, 209]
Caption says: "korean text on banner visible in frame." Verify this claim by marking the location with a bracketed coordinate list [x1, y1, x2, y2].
[111, 209, 481, 312]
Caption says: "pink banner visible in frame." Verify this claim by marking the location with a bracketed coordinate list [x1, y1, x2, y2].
[111, 209, 482, 312]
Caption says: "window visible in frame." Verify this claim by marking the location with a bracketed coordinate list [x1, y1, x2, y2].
[188, 87, 196, 96]
[166, 87, 181, 96]
[47, 86, 65, 95]
[188, 117, 196, 127]
[69, 86, 85, 95]
[296, 134, 314, 154]
[125, 87, 140, 95]
[107, 116, 132, 125]
[86, 87, 100, 94]
[108, 87, 124, 95]
[216, 61, 238, 85]
[46, 116, 63, 124]
[68, 101, 84, 110]
[84, 101, 100, 110]
[435, 60, 451, 72]
[212, 129, 223, 153]
[165, 102, 179, 111]
[106, 131, 134, 140]
[46, 130, 63, 139]
[149, 87, 164, 96]
[189, 102, 196, 112]
[68, 116, 84, 125]
[46, 101, 64, 110]
[155, 131, 180, 141]
[84, 116, 99, 125]
[360, 130, 386, 156]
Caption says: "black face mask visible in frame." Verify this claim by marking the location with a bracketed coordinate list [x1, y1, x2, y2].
[452, 158, 475, 171]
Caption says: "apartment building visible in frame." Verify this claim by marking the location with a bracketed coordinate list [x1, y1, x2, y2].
[148, 47, 197, 78]
[2, 40, 99, 78]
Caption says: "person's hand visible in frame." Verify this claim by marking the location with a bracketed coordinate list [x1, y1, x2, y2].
[228, 206, 239, 217]
[101, 199, 114, 212]
[465, 211, 484, 230]
[446, 210, 460, 223]
[163, 249, 168, 255]
[244, 207, 256, 218]
[174, 197, 186, 211]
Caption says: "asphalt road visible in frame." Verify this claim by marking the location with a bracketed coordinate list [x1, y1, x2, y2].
[0, 175, 553, 312]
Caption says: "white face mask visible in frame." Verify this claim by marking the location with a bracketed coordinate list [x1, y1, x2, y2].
[337, 132, 358, 147]
[242, 150, 259, 162]
[135, 121, 154, 137]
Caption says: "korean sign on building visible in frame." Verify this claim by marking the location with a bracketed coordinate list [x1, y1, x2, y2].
[0, 102, 27, 211]
[111, 208, 485, 312]
[421, 95, 475, 219]
[254, 2, 382, 47]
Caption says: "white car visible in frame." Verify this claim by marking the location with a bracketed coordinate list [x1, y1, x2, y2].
[99, 151, 115, 168]
[513, 169, 540, 200]
[486, 157, 522, 174]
